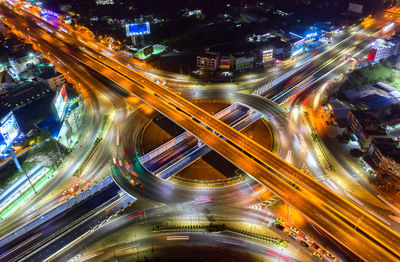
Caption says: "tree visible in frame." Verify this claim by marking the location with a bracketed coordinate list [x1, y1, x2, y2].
[37, 130, 51, 143]
[336, 133, 350, 144]
[350, 149, 363, 158]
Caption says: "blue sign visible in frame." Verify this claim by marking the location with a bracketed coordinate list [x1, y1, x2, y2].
[125, 22, 151, 37]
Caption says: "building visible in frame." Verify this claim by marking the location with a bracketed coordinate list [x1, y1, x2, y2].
[219, 55, 231, 71]
[231, 52, 254, 71]
[327, 98, 350, 121]
[262, 49, 273, 64]
[95, 0, 114, 5]
[183, 9, 202, 17]
[0, 81, 52, 113]
[197, 52, 219, 71]
[0, 71, 17, 93]
[6, 54, 39, 81]
[390, 32, 400, 56]
[313, 22, 340, 39]
[367, 39, 397, 63]
[282, 32, 305, 57]
[368, 138, 400, 180]
[241, 10, 267, 23]
[8, 57, 22, 78]
[59, 4, 72, 13]
[347, 110, 387, 149]
[47, 73, 66, 91]
[37, 68, 66, 91]
[265, 37, 291, 60]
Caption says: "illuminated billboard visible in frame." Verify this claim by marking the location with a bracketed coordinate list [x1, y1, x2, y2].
[0, 111, 20, 148]
[53, 85, 68, 121]
[125, 22, 151, 37]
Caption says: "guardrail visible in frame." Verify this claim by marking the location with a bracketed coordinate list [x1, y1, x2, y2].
[139, 104, 240, 165]
[170, 174, 245, 187]
[0, 176, 115, 248]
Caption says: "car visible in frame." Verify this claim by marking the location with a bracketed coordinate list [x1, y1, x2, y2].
[289, 232, 297, 239]
[311, 242, 320, 250]
[313, 252, 322, 260]
[290, 226, 299, 234]
[71, 184, 79, 191]
[301, 234, 310, 242]
[275, 224, 285, 230]
[130, 170, 138, 177]
[62, 189, 70, 196]
[136, 183, 144, 189]
[276, 217, 284, 224]
[326, 253, 336, 260]
[299, 240, 309, 247]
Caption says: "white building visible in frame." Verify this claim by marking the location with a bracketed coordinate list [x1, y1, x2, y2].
[368, 39, 398, 63]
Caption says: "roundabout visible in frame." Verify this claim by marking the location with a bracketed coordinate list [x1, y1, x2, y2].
[112, 89, 292, 205]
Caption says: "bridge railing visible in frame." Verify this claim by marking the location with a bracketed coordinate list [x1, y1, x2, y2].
[252, 62, 310, 96]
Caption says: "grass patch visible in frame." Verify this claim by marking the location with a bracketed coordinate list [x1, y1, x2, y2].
[340, 56, 400, 92]
[0, 139, 68, 190]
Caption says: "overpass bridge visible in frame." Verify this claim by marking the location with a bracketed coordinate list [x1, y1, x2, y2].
[140, 104, 261, 180]
[3, 5, 400, 261]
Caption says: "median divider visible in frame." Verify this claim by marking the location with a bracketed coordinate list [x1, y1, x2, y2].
[73, 115, 108, 177]
[152, 223, 287, 247]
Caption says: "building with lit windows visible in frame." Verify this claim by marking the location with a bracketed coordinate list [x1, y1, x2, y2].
[231, 52, 254, 71]
[367, 39, 399, 63]
[262, 49, 273, 64]
[197, 52, 219, 71]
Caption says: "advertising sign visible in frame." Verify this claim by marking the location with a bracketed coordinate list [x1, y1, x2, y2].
[125, 22, 151, 37]
[54, 85, 68, 121]
[348, 3, 363, 14]
[0, 111, 20, 148]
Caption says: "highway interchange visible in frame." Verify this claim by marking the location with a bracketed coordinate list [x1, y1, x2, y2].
[1, 2, 400, 261]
